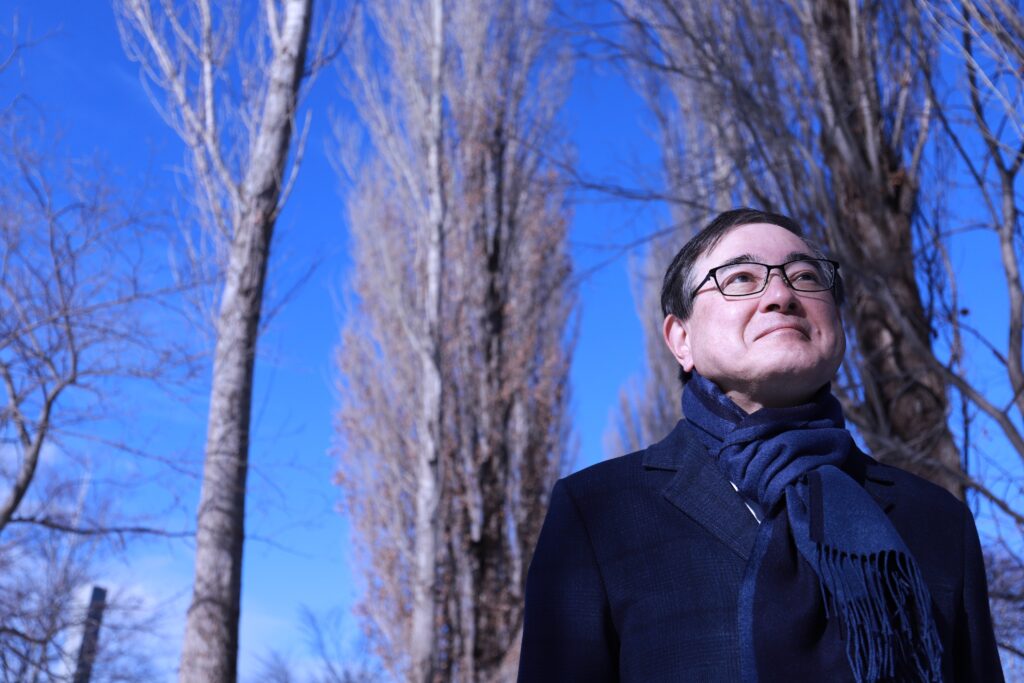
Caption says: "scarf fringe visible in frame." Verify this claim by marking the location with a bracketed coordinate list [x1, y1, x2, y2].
[815, 546, 943, 682]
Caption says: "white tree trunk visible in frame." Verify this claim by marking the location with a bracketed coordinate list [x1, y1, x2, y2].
[410, 0, 445, 678]
[178, 2, 312, 680]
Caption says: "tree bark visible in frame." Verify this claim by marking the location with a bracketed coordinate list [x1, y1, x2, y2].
[177, 2, 312, 680]
[410, 0, 445, 679]
[806, 0, 963, 496]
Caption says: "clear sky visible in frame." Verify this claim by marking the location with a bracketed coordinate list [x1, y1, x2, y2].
[3, 1, 1016, 680]
[2, 1, 662, 679]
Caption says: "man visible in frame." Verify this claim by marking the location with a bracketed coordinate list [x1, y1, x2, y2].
[518, 209, 1003, 682]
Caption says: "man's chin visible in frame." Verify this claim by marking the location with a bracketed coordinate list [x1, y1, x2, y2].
[745, 368, 833, 407]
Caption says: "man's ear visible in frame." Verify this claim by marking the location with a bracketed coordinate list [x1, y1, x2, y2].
[662, 314, 694, 372]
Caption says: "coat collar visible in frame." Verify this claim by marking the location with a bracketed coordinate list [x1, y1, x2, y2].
[642, 419, 898, 560]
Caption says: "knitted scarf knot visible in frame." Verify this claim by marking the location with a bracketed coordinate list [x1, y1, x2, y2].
[683, 372, 943, 682]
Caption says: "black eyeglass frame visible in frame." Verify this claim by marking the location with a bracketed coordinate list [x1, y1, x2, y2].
[691, 258, 841, 299]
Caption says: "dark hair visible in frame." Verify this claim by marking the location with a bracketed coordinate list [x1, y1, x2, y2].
[660, 208, 845, 383]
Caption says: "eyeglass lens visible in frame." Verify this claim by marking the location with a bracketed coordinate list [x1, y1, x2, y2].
[714, 260, 834, 295]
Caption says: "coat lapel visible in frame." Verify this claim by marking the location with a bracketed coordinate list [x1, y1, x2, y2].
[858, 454, 898, 514]
[643, 420, 760, 561]
[832, 442, 899, 514]
[641, 421, 898, 561]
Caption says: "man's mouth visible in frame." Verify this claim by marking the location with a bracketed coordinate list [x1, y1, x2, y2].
[757, 325, 809, 340]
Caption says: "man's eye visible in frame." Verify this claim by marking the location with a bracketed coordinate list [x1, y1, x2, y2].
[722, 270, 757, 285]
[790, 268, 823, 283]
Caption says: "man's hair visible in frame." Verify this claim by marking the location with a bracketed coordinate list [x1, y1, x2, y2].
[659, 207, 845, 382]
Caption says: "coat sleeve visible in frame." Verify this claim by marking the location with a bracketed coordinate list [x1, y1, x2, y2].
[954, 502, 1005, 682]
[517, 479, 618, 682]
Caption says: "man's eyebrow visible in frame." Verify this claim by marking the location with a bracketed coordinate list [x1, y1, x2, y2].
[712, 251, 820, 269]
[715, 253, 756, 268]
[785, 250, 817, 262]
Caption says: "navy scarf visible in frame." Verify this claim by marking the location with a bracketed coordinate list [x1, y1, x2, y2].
[683, 372, 942, 682]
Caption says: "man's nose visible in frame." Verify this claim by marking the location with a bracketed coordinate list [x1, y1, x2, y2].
[760, 270, 800, 310]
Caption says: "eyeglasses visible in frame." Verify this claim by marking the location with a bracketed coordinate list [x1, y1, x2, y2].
[692, 258, 840, 298]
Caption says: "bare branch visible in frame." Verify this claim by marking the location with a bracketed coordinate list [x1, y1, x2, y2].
[6, 515, 194, 539]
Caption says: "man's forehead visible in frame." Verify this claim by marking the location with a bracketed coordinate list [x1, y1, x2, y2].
[696, 223, 813, 266]
[708, 250, 818, 268]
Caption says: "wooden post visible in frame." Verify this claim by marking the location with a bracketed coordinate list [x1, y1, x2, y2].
[73, 585, 107, 683]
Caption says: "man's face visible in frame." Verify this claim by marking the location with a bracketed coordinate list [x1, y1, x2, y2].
[663, 223, 846, 412]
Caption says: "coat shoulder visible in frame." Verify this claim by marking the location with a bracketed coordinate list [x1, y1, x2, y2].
[863, 457, 973, 591]
[553, 446, 676, 540]
[562, 449, 646, 492]
[559, 421, 690, 503]
[867, 457, 965, 517]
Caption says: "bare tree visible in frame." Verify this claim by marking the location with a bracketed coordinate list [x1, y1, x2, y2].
[113, 1, 315, 680]
[0, 22, 194, 680]
[913, 0, 1024, 662]
[0, 469, 164, 683]
[606, 78, 730, 455]
[605, 242, 686, 457]
[0, 15, 178, 542]
[253, 608, 379, 683]
[0, 99, 184, 543]
[608, 0, 963, 492]
[334, 0, 574, 679]
[607, 0, 1024, 664]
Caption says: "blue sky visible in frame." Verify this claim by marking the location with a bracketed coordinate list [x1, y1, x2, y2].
[4, 1, 1018, 680]
[2, 1, 662, 678]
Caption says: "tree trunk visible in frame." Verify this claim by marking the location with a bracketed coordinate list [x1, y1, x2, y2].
[807, 0, 963, 497]
[410, 0, 445, 679]
[178, 2, 312, 680]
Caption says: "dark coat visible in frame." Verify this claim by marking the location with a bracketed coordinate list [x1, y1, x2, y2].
[518, 420, 1004, 682]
